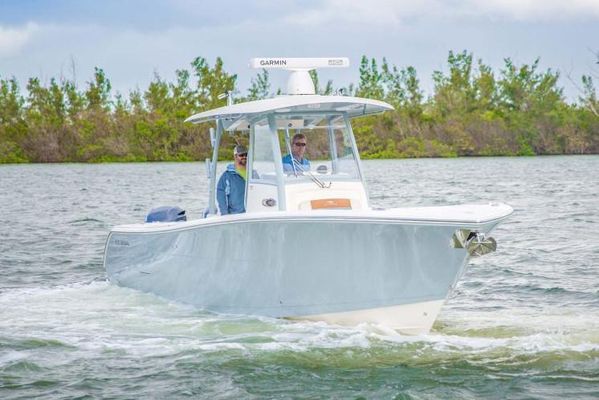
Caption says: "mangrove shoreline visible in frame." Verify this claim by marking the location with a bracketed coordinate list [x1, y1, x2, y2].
[1, 52, 597, 163]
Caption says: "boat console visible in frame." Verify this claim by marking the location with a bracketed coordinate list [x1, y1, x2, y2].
[186, 58, 392, 215]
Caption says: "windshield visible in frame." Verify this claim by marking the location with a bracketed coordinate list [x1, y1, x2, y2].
[277, 114, 361, 183]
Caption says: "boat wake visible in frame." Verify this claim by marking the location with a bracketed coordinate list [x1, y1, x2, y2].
[1, 282, 597, 359]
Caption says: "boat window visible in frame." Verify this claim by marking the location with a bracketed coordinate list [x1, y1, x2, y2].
[249, 120, 278, 184]
[278, 114, 361, 183]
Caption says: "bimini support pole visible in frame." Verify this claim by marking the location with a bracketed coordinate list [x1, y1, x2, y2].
[207, 120, 223, 216]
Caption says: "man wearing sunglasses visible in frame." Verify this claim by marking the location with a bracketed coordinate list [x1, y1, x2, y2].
[216, 145, 248, 215]
[282, 133, 310, 173]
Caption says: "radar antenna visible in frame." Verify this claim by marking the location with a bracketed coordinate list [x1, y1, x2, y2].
[249, 57, 349, 95]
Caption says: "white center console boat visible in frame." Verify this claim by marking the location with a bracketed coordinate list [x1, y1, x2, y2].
[104, 58, 512, 334]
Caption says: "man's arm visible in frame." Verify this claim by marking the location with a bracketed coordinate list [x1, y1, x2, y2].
[216, 174, 228, 215]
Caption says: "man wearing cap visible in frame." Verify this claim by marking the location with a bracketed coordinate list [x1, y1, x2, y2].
[216, 145, 248, 215]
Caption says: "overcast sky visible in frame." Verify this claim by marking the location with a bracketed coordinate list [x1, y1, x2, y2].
[1, 0, 598, 101]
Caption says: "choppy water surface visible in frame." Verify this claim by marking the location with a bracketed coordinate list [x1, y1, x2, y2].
[1, 156, 598, 399]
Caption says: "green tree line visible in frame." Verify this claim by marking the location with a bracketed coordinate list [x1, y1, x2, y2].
[1, 51, 597, 163]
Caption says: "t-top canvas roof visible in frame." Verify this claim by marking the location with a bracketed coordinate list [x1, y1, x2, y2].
[185, 95, 394, 131]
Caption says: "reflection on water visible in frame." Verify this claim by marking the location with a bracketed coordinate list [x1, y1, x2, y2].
[0, 156, 598, 399]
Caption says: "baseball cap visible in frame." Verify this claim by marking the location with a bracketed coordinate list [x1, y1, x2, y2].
[233, 145, 247, 156]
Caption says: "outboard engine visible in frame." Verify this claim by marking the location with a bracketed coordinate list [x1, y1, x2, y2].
[145, 206, 187, 223]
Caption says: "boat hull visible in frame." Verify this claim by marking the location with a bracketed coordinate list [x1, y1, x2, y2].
[291, 299, 446, 335]
[104, 208, 509, 334]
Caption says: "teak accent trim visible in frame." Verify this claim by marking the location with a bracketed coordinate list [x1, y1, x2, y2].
[310, 198, 352, 210]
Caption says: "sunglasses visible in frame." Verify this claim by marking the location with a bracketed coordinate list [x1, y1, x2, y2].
[293, 142, 307, 147]
[236, 153, 247, 157]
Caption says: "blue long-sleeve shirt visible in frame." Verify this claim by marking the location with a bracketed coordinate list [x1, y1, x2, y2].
[216, 164, 246, 215]
[282, 154, 310, 172]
